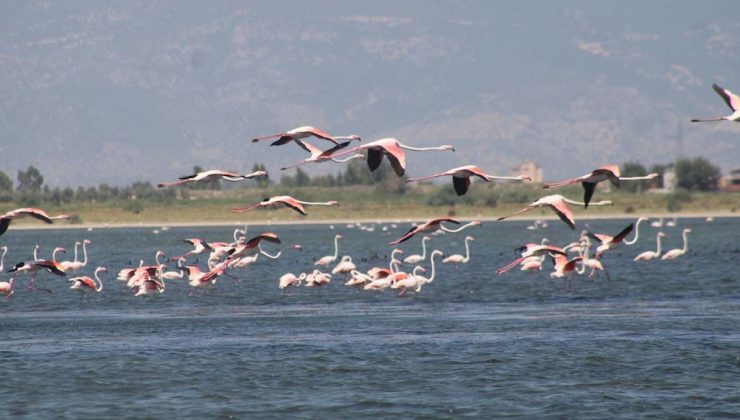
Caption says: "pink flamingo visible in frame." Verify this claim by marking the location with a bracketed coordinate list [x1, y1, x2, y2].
[158, 169, 267, 188]
[544, 165, 658, 208]
[0, 208, 70, 237]
[496, 243, 567, 274]
[252, 125, 360, 146]
[691, 83, 740, 122]
[497, 194, 613, 230]
[323, 138, 455, 177]
[280, 140, 364, 170]
[407, 165, 531, 196]
[550, 255, 583, 290]
[586, 217, 648, 258]
[233, 195, 339, 216]
[279, 272, 307, 289]
[8, 259, 66, 292]
[389, 218, 481, 245]
[69, 266, 107, 293]
[315, 234, 342, 266]
[0, 274, 16, 299]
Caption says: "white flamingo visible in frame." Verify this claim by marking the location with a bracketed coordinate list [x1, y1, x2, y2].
[403, 236, 430, 265]
[634, 232, 666, 261]
[315, 234, 342, 266]
[442, 236, 474, 265]
[661, 228, 691, 260]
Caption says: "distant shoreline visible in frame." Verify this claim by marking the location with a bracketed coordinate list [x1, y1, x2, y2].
[9, 211, 736, 231]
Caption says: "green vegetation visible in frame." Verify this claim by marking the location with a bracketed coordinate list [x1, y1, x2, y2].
[0, 159, 738, 226]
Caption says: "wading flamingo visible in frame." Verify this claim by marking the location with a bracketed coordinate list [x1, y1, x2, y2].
[392, 250, 444, 295]
[158, 169, 267, 188]
[442, 236, 475, 265]
[305, 270, 332, 287]
[691, 83, 740, 122]
[0, 274, 15, 298]
[544, 165, 658, 208]
[315, 234, 342, 266]
[323, 138, 455, 177]
[403, 236, 430, 265]
[576, 239, 609, 280]
[0, 208, 70, 237]
[661, 228, 691, 260]
[389, 218, 480, 245]
[51, 247, 66, 263]
[233, 195, 339, 216]
[634, 232, 666, 261]
[62, 239, 91, 273]
[252, 125, 360, 146]
[497, 195, 613, 230]
[69, 266, 107, 293]
[279, 272, 307, 289]
[407, 165, 530, 196]
[331, 256, 356, 278]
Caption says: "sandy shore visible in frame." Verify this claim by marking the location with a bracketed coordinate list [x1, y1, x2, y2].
[8, 211, 737, 231]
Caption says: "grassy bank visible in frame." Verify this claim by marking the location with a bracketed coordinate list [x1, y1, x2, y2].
[2, 183, 739, 226]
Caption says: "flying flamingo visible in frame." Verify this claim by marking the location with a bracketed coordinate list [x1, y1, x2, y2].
[442, 236, 475, 265]
[233, 195, 339, 216]
[496, 243, 568, 275]
[252, 125, 361, 146]
[323, 138, 455, 177]
[691, 83, 740, 122]
[61, 239, 91, 273]
[0, 208, 70, 237]
[389, 218, 481, 245]
[315, 234, 342, 266]
[549, 255, 583, 290]
[661, 228, 692, 260]
[280, 140, 365, 170]
[634, 232, 666, 261]
[403, 236, 431, 265]
[158, 169, 268, 188]
[496, 194, 613, 230]
[586, 217, 649, 258]
[69, 266, 107, 293]
[7, 259, 65, 292]
[406, 165, 531, 196]
[117, 260, 143, 282]
[544, 165, 659, 208]
[279, 272, 307, 289]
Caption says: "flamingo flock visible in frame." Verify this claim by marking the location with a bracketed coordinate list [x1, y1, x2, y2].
[2, 90, 725, 300]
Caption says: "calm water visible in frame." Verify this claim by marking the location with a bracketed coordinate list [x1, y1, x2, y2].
[1, 217, 739, 418]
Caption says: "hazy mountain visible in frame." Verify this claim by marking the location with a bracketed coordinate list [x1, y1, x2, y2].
[1, 0, 739, 187]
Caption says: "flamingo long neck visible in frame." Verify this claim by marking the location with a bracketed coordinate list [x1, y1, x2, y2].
[463, 238, 472, 263]
[655, 234, 663, 255]
[624, 219, 645, 245]
[398, 142, 450, 152]
[576, 245, 591, 274]
[331, 154, 364, 163]
[0, 248, 5, 271]
[426, 253, 439, 283]
[332, 236, 340, 260]
[620, 174, 655, 181]
[442, 221, 477, 233]
[81, 242, 89, 265]
[681, 231, 690, 253]
[296, 200, 335, 206]
[33, 245, 39, 261]
[155, 252, 163, 266]
[94, 270, 104, 292]
[72, 243, 80, 263]
[260, 247, 282, 259]
[420, 238, 428, 260]
[485, 174, 527, 181]
[53, 249, 63, 262]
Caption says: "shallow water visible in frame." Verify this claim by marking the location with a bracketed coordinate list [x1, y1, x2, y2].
[1, 217, 739, 417]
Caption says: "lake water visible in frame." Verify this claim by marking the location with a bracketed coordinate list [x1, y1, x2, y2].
[1, 217, 739, 418]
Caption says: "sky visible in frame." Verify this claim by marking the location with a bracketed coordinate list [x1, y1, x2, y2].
[1, 0, 739, 187]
